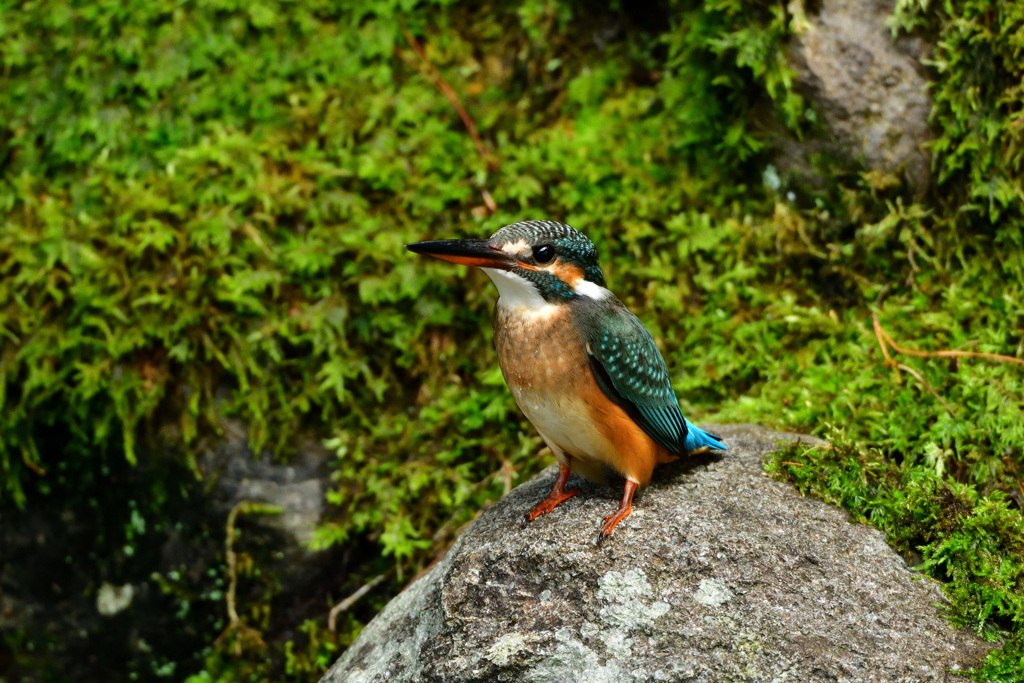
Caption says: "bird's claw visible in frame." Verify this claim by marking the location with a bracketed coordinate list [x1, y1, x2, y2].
[521, 487, 578, 528]
[595, 495, 633, 544]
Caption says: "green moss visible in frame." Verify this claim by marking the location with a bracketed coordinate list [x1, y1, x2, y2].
[2, 0, 1023, 680]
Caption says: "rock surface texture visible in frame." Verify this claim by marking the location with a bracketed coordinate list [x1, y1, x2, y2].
[322, 425, 990, 682]
[778, 0, 933, 195]
[201, 418, 328, 548]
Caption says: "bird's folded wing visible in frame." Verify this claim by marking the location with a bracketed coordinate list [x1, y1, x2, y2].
[585, 309, 687, 455]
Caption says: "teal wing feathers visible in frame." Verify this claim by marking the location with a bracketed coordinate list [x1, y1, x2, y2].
[583, 307, 689, 455]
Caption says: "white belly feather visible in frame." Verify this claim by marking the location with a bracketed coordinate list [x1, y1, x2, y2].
[510, 384, 615, 467]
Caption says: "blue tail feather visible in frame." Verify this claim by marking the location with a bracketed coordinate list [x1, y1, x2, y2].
[683, 418, 727, 452]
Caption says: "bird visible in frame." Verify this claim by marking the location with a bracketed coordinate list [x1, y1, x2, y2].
[406, 220, 726, 541]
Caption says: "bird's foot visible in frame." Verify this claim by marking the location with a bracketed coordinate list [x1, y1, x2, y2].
[595, 479, 638, 545]
[522, 488, 578, 525]
[595, 504, 632, 545]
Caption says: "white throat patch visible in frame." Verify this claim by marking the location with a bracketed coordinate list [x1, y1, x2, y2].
[482, 268, 558, 318]
[573, 279, 611, 301]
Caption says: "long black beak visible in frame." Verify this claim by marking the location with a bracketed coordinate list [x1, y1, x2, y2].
[405, 239, 515, 270]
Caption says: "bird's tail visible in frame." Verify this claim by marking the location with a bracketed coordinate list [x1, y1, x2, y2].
[683, 418, 727, 452]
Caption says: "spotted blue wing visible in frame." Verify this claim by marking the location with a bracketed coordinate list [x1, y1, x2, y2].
[584, 308, 689, 455]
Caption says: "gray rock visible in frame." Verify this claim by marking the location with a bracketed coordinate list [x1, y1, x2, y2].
[201, 419, 327, 548]
[777, 0, 932, 195]
[322, 425, 990, 683]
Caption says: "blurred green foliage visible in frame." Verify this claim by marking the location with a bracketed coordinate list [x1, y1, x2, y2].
[2, 0, 1024, 680]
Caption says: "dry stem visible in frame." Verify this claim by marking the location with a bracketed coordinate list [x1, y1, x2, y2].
[398, 26, 498, 171]
[1003, 457, 1024, 503]
[872, 312, 1024, 416]
[214, 501, 281, 654]
[873, 313, 1024, 366]
[328, 571, 392, 633]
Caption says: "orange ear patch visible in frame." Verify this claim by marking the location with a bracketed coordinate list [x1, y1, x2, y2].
[548, 259, 584, 285]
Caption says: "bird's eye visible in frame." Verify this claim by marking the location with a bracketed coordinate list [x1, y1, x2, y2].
[533, 244, 556, 264]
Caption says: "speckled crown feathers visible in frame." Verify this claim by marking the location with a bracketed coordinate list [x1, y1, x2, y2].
[490, 220, 605, 287]
[490, 220, 589, 246]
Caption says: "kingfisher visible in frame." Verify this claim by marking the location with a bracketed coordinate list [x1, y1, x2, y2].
[407, 220, 726, 541]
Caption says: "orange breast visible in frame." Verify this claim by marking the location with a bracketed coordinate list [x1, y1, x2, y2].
[493, 305, 671, 486]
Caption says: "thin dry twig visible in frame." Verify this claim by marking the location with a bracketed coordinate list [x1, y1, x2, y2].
[873, 313, 1024, 366]
[215, 501, 280, 654]
[872, 313, 1024, 416]
[22, 453, 46, 476]
[482, 189, 498, 212]
[398, 26, 498, 171]
[499, 458, 514, 496]
[872, 313, 898, 368]
[1003, 457, 1024, 503]
[328, 570, 392, 633]
[873, 315, 954, 415]
[895, 362, 957, 417]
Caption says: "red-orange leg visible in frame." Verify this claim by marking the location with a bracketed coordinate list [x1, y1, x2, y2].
[523, 463, 578, 524]
[598, 480, 638, 543]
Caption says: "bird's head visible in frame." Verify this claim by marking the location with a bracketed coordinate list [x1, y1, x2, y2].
[406, 220, 609, 308]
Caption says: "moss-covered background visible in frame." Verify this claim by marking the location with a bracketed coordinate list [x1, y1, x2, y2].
[2, 0, 1023, 680]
